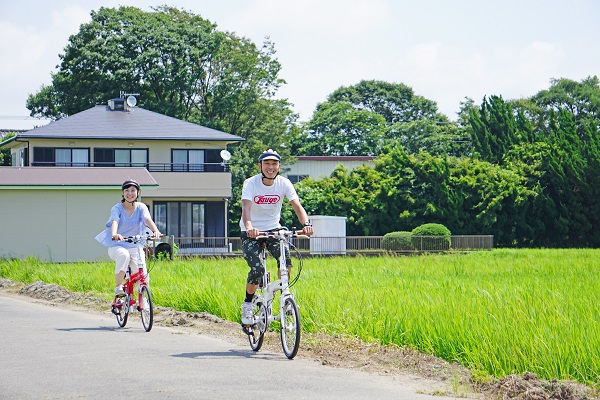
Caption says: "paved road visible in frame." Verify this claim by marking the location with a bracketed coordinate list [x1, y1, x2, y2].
[0, 294, 454, 400]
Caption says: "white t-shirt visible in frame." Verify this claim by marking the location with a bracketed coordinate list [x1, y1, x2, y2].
[239, 174, 299, 232]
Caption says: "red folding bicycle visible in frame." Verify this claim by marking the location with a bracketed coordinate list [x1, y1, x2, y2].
[111, 233, 156, 332]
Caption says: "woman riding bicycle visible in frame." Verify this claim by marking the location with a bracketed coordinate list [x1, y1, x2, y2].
[95, 180, 162, 297]
[239, 149, 314, 325]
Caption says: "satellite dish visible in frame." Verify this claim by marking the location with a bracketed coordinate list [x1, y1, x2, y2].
[126, 95, 137, 108]
[220, 150, 231, 161]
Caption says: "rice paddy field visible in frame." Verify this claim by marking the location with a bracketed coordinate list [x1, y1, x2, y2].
[1, 248, 599, 387]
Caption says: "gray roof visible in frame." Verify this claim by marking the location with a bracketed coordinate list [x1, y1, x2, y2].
[11, 105, 244, 143]
[0, 167, 158, 188]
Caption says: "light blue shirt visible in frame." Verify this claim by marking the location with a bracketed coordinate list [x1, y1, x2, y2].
[95, 202, 152, 248]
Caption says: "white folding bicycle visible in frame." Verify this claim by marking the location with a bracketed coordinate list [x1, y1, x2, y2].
[242, 227, 308, 359]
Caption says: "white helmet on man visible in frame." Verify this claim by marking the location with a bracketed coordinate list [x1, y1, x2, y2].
[258, 149, 281, 162]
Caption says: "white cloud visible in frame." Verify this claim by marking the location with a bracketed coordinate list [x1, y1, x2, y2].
[1, 0, 598, 129]
[224, 0, 392, 36]
[0, 4, 90, 128]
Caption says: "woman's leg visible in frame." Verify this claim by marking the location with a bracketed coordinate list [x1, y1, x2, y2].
[109, 246, 131, 286]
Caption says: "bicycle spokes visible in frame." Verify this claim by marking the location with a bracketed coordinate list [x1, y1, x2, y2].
[113, 295, 129, 328]
[280, 297, 300, 359]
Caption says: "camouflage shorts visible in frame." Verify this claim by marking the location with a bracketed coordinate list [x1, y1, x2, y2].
[241, 232, 292, 285]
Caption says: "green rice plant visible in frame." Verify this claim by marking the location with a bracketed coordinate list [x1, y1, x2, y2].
[2, 249, 600, 387]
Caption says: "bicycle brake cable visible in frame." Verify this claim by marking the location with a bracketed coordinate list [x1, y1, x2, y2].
[288, 241, 303, 288]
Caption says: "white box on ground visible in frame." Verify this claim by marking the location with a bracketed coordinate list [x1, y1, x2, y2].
[309, 215, 347, 255]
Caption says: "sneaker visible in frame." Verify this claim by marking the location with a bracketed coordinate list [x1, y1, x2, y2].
[115, 286, 125, 297]
[241, 301, 254, 325]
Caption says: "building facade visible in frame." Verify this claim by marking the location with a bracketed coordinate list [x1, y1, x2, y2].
[0, 97, 243, 261]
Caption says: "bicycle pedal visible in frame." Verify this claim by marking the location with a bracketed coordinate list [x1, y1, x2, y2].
[241, 325, 253, 335]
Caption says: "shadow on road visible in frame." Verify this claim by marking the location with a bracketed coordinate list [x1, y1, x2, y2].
[172, 350, 287, 361]
[57, 326, 123, 332]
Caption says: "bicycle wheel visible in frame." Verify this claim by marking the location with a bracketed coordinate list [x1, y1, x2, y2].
[248, 302, 266, 351]
[140, 286, 153, 332]
[113, 294, 129, 328]
[280, 297, 300, 359]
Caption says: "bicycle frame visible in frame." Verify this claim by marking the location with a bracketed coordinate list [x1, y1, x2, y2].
[259, 240, 291, 326]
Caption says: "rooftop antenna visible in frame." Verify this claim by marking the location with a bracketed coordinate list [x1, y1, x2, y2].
[120, 91, 140, 110]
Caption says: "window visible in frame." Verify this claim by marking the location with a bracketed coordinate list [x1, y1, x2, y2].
[171, 149, 224, 172]
[154, 201, 205, 238]
[287, 175, 309, 184]
[94, 148, 148, 168]
[33, 147, 89, 167]
[172, 149, 204, 171]
[13, 148, 27, 167]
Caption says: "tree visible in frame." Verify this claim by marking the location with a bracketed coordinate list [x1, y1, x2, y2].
[0, 132, 16, 165]
[293, 80, 468, 157]
[26, 6, 288, 138]
[327, 80, 439, 124]
[468, 95, 519, 165]
[295, 101, 387, 156]
[531, 76, 600, 122]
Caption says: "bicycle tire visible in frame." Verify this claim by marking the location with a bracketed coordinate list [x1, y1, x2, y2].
[280, 297, 300, 359]
[114, 294, 129, 328]
[248, 302, 266, 351]
[140, 286, 153, 332]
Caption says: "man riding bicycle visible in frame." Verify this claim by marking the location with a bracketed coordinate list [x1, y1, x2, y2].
[239, 149, 314, 325]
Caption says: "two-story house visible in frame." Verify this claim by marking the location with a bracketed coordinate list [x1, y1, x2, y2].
[0, 97, 243, 262]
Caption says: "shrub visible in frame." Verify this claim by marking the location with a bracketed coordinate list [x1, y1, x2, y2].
[382, 231, 414, 251]
[411, 223, 451, 251]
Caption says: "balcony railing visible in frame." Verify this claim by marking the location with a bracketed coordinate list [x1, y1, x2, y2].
[166, 235, 494, 257]
[29, 162, 229, 172]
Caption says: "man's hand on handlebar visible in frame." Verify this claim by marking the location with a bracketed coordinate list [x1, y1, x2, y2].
[301, 224, 314, 237]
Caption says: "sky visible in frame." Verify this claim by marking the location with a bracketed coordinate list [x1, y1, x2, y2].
[1, 0, 599, 130]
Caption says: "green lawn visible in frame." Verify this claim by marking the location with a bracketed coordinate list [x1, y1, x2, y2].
[1, 248, 599, 386]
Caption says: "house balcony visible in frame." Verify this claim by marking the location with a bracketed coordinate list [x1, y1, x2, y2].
[29, 162, 229, 172]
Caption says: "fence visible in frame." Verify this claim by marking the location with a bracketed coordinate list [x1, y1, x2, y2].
[161, 235, 494, 257]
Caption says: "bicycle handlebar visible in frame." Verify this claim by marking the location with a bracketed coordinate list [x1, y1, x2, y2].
[256, 229, 309, 240]
[123, 233, 163, 244]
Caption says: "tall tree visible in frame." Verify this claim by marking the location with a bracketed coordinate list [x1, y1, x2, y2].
[296, 101, 387, 156]
[26, 6, 289, 138]
[468, 95, 519, 165]
[327, 80, 439, 124]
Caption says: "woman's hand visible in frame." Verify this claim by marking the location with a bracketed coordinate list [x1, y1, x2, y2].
[246, 227, 259, 238]
[111, 233, 124, 241]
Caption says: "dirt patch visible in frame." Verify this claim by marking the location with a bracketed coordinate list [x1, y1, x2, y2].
[0, 278, 596, 400]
